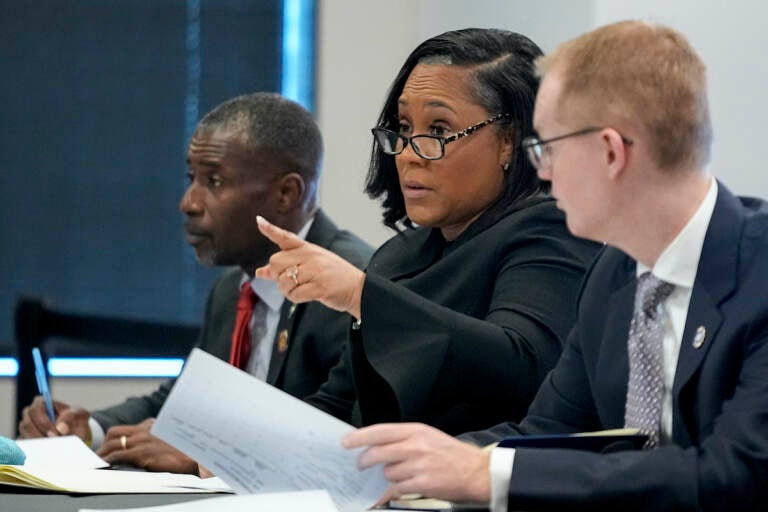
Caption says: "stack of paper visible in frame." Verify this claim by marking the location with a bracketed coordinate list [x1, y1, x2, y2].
[17, 435, 110, 468]
[1, 436, 231, 494]
[152, 348, 388, 512]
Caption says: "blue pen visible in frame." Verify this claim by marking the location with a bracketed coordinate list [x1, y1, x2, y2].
[32, 347, 56, 423]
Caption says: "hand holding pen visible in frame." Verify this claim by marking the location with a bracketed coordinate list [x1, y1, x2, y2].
[32, 347, 55, 423]
[17, 348, 92, 443]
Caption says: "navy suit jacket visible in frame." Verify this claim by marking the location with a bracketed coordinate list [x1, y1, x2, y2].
[464, 183, 768, 511]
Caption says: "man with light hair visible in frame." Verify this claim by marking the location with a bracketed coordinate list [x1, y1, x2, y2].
[343, 21, 768, 511]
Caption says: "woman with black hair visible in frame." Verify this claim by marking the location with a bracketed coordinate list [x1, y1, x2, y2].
[256, 28, 600, 435]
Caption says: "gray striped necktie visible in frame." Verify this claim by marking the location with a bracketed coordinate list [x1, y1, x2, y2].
[624, 271, 675, 448]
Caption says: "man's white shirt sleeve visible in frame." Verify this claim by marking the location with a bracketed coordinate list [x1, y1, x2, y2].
[490, 447, 515, 512]
[88, 416, 105, 449]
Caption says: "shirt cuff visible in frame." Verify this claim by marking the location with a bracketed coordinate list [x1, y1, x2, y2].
[88, 417, 105, 450]
[490, 447, 515, 512]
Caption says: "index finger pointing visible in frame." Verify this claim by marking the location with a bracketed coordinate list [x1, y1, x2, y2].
[256, 215, 304, 250]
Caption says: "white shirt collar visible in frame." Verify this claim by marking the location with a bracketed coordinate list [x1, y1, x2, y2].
[637, 178, 718, 288]
[239, 215, 315, 312]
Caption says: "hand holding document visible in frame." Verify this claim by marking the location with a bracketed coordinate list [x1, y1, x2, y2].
[151, 348, 388, 512]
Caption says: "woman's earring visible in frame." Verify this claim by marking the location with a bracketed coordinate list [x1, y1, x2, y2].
[502, 162, 510, 172]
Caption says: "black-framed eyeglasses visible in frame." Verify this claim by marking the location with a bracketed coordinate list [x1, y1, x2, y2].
[371, 113, 509, 161]
[522, 127, 633, 171]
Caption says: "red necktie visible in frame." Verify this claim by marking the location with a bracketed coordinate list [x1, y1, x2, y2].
[229, 283, 258, 370]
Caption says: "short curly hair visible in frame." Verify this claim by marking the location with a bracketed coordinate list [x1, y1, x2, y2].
[197, 92, 323, 183]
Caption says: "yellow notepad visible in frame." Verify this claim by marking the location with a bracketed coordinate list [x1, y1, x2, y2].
[0, 465, 232, 493]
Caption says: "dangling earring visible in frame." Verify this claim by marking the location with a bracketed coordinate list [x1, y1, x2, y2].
[502, 162, 510, 172]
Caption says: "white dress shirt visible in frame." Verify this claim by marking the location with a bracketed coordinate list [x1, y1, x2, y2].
[490, 179, 718, 512]
[88, 216, 315, 448]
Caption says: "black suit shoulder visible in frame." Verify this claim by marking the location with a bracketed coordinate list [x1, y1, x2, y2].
[309, 209, 373, 268]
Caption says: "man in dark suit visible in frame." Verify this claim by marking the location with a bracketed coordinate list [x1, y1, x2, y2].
[19, 93, 372, 473]
[342, 21, 768, 511]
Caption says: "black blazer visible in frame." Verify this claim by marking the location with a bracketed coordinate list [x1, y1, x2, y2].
[463, 184, 768, 511]
[306, 197, 601, 435]
[92, 209, 373, 430]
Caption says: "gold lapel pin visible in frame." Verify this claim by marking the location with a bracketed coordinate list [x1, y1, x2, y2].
[277, 329, 289, 353]
[692, 326, 706, 349]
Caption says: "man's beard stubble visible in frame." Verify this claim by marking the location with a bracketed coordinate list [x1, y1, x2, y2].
[193, 246, 218, 267]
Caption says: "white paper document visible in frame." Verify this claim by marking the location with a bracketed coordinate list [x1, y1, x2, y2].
[6, 430, 231, 493]
[152, 348, 387, 512]
[79, 489, 339, 512]
[16, 435, 108, 468]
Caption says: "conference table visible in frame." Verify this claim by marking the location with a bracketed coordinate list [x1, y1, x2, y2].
[0, 488, 221, 511]
[0, 487, 488, 511]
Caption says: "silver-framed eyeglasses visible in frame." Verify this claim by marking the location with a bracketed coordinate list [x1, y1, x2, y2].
[372, 113, 509, 161]
[522, 127, 633, 171]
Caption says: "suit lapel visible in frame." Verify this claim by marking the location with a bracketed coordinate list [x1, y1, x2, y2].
[672, 283, 726, 398]
[266, 301, 298, 385]
[304, 209, 336, 251]
[596, 263, 637, 426]
[264, 210, 336, 385]
[672, 183, 741, 403]
[211, 272, 240, 362]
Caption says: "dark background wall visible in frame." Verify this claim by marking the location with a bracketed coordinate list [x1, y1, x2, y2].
[0, 0, 286, 352]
